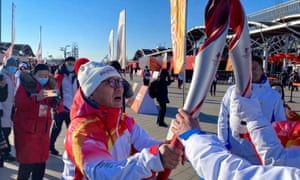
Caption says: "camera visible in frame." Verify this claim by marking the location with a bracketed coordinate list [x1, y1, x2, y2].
[44, 89, 58, 97]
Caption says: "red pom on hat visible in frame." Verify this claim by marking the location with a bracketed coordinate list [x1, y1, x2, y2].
[74, 57, 90, 75]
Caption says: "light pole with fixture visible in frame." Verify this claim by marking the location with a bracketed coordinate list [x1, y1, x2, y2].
[59, 45, 70, 59]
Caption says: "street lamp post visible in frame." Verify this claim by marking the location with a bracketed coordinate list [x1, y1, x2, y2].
[59, 45, 70, 59]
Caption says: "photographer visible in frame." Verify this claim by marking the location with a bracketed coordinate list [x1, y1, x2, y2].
[13, 64, 58, 179]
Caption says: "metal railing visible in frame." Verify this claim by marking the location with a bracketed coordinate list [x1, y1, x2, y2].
[248, 0, 300, 22]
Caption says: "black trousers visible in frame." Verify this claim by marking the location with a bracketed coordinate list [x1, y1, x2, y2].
[157, 102, 167, 124]
[1, 127, 12, 156]
[143, 79, 150, 86]
[17, 162, 46, 180]
[50, 111, 70, 149]
[210, 81, 217, 96]
[0, 152, 3, 167]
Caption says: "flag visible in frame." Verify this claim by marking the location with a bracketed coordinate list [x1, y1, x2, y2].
[116, 9, 126, 69]
[170, 0, 187, 74]
[11, 3, 16, 45]
[36, 26, 42, 63]
[3, 3, 16, 64]
[109, 29, 114, 61]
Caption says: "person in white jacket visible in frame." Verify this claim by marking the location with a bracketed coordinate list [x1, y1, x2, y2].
[171, 108, 300, 180]
[218, 55, 286, 164]
[229, 92, 300, 168]
[62, 62, 182, 180]
[0, 57, 18, 162]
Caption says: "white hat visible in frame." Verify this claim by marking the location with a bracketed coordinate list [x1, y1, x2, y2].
[78, 61, 121, 97]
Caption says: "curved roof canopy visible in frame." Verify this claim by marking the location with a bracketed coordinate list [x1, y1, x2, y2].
[132, 1, 300, 60]
[0, 42, 35, 57]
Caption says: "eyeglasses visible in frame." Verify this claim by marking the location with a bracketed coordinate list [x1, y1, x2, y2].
[105, 78, 123, 88]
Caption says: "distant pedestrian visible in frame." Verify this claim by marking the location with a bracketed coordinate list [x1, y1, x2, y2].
[134, 64, 139, 75]
[280, 70, 288, 87]
[156, 69, 172, 127]
[129, 64, 134, 81]
[142, 66, 151, 86]
[49, 56, 78, 155]
[288, 70, 298, 91]
[177, 73, 183, 89]
[210, 72, 218, 96]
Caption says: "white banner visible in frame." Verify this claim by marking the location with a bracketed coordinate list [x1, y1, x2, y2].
[109, 29, 114, 61]
[116, 9, 126, 69]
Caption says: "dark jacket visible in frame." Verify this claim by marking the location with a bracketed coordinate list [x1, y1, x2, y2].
[122, 78, 133, 111]
[156, 70, 171, 104]
[0, 74, 7, 102]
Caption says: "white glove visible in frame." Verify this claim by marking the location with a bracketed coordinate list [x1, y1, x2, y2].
[230, 92, 268, 132]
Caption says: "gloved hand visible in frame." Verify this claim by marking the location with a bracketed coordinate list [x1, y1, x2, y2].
[229, 92, 268, 132]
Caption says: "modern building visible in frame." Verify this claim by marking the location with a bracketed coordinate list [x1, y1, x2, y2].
[132, 0, 300, 78]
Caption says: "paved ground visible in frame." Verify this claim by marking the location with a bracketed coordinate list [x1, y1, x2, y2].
[1, 74, 300, 180]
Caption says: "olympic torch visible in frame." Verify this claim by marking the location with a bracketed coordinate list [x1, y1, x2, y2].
[157, 0, 230, 179]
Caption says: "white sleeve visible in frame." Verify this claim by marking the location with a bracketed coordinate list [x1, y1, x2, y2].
[84, 146, 164, 180]
[217, 88, 231, 148]
[130, 124, 162, 151]
[181, 133, 300, 180]
[247, 120, 300, 168]
[230, 92, 300, 168]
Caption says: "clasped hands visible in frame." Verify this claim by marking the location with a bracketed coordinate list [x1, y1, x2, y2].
[158, 108, 200, 170]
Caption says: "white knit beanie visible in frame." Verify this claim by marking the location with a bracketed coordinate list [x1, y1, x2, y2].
[78, 61, 121, 97]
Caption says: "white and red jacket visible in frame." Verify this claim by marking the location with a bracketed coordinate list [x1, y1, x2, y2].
[218, 76, 286, 164]
[62, 89, 163, 180]
[0, 66, 15, 128]
[54, 64, 78, 112]
[247, 117, 300, 168]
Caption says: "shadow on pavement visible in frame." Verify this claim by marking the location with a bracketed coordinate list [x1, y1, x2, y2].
[199, 112, 218, 124]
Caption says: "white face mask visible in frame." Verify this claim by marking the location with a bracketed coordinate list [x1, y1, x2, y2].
[36, 77, 49, 86]
[66, 65, 74, 72]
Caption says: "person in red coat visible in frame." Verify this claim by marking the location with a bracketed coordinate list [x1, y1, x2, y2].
[13, 64, 58, 180]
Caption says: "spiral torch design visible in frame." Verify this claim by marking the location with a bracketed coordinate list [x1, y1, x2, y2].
[158, 0, 253, 179]
[183, 0, 230, 118]
[228, 0, 252, 98]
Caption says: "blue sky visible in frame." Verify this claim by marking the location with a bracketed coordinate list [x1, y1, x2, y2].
[1, 0, 290, 61]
